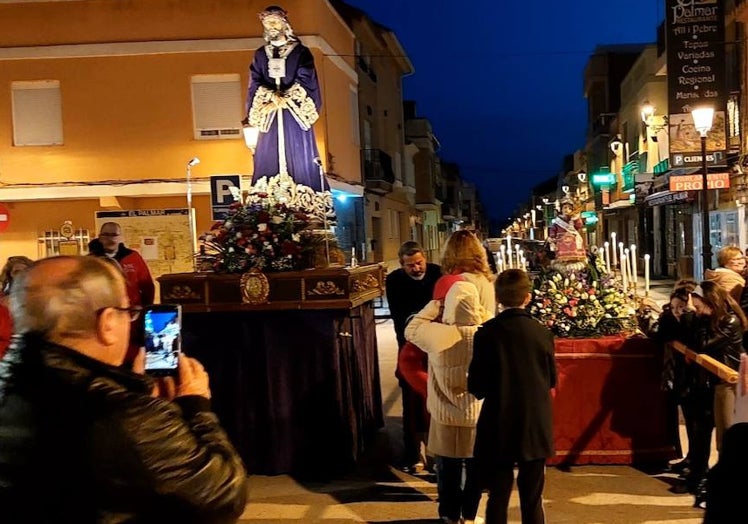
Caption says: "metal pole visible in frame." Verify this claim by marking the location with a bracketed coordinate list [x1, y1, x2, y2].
[700, 134, 712, 274]
[186, 161, 197, 272]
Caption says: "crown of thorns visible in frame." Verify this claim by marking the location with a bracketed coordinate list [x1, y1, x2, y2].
[259, 5, 288, 22]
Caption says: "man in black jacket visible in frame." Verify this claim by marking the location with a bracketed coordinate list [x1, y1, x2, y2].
[386, 241, 441, 473]
[0, 256, 247, 523]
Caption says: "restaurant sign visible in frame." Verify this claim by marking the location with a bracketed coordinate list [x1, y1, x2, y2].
[666, 0, 727, 168]
[669, 172, 729, 191]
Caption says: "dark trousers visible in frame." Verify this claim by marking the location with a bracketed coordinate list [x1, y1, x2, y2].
[401, 382, 428, 465]
[681, 387, 714, 490]
[435, 456, 482, 521]
[484, 459, 546, 524]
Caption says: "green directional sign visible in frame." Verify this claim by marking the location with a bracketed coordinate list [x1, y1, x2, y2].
[591, 172, 615, 187]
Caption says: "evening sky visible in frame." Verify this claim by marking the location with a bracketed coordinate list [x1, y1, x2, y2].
[346, 0, 664, 228]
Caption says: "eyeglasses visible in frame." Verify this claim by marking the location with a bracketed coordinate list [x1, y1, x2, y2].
[96, 305, 143, 322]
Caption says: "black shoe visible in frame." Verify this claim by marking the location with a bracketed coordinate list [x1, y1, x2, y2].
[693, 478, 708, 510]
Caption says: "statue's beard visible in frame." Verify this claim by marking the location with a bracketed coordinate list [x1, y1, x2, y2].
[264, 28, 288, 46]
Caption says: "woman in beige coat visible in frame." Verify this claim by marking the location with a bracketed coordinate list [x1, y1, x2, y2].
[406, 281, 492, 524]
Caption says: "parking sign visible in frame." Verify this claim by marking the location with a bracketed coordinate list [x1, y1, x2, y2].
[210, 175, 241, 220]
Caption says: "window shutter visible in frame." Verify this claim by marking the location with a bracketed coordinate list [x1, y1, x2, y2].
[191, 74, 243, 140]
[12, 80, 63, 146]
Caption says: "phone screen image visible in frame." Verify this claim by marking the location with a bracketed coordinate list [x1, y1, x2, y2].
[143, 306, 181, 376]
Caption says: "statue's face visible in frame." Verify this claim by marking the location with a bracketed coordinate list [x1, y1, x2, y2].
[561, 204, 573, 215]
[262, 16, 285, 41]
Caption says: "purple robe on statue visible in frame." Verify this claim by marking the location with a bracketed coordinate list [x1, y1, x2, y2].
[246, 41, 328, 192]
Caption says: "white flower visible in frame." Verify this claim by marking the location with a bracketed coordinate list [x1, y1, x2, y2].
[271, 216, 284, 224]
[235, 232, 243, 238]
[258, 223, 268, 232]
[228, 247, 235, 253]
[225, 221, 233, 229]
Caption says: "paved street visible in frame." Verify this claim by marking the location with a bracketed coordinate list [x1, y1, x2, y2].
[238, 277, 711, 523]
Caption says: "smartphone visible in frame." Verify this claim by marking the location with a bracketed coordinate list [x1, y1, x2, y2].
[143, 304, 182, 376]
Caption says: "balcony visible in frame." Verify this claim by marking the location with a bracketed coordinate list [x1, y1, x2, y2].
[362, 149, 395, 194]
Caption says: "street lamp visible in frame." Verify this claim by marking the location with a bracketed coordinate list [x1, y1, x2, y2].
[187, 157, 200, 272]
[692, 106, 714, 273]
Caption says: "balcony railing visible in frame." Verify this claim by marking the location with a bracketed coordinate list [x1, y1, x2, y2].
[362, 148, 395, 194]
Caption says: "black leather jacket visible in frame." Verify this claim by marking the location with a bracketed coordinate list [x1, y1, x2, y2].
[695, 313, 745, 372]
[0, 336, 247, 523]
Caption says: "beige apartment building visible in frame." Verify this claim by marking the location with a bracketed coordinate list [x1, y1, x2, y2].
[0, 0, 362, 277]
[333, 1, 419, 268]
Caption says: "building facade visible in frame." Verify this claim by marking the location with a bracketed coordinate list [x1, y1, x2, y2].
[0, 0, 362, 276]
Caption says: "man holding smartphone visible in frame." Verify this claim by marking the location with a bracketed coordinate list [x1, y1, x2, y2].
[0, 256, 248, 523]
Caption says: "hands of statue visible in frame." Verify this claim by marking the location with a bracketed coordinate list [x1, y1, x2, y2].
[272, 91, 287, 109]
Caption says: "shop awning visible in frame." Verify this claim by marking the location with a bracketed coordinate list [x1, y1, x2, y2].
[644, 190, 692, 207]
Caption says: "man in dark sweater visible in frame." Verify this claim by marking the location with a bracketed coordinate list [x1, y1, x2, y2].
[386, 241, 441, 472]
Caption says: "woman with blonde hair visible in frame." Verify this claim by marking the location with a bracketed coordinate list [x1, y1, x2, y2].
[440, 229, 496, 316]
[705, 245, 745, 303]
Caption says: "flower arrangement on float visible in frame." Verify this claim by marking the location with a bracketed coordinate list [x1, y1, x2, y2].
[199, 192, 314, 273]
[528, 265, 638, 339]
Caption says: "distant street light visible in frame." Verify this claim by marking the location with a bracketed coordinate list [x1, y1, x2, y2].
[692, 106, 714, 274]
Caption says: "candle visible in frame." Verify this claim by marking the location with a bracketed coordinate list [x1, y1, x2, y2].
[506, 238, 512, 268]
[500, 245, 507, 269]
[644, 254, 651, 296]
[516, 246, 522, 269]
[604, 241, 611, 272]
[618, 242, 625, 274]
[622, 247, 629, 291]
[531, 209, 536, 226]
[611, 232, 618, 267]
[630, 244, 638, 293]
[529, 228, 535, 240]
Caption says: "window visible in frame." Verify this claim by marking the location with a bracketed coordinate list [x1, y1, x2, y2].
[191, 74, 243, 140]
[12, 80, 63, 146]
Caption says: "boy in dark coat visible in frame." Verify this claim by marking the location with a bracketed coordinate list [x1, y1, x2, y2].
[468, 269, 556, 524]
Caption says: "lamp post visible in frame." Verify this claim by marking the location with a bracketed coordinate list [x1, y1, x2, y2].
[692, 106, 714, 273]
[187, 157, 200, 272]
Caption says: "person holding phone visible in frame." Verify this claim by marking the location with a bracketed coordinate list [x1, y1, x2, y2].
[0, 256, 247, 523]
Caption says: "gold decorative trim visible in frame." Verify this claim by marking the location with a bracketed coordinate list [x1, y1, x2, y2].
[240, 270, 270, 305]
[307, 280, 345, 296]
[162, 285, 202, 301]
[351, 274, 379, 293]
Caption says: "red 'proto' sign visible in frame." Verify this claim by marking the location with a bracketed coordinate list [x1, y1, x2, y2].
[0, 203, 9, 233]
[669, 172, 730, 191]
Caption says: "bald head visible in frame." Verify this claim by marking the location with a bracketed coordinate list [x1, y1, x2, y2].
[11, 256, 126, 340]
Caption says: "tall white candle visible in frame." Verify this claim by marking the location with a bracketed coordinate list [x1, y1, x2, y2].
[500, 245, 507, 270]
[506, 238, 512, 268]
[630, 244, 638, 293]
[611, 232, 618, 267]
[644, 254, 651, 296]
[529, 228, 535, 240]
[604, 241, 611, 272]
[622, 247, 629, 291]
[531, 209, 536, 226]
[618, 242, 625, 274]
[516, 246, 522, 269]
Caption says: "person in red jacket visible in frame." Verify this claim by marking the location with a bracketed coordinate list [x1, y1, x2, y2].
[0, 255, 34, 359]
[89, 222, 155, 364]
